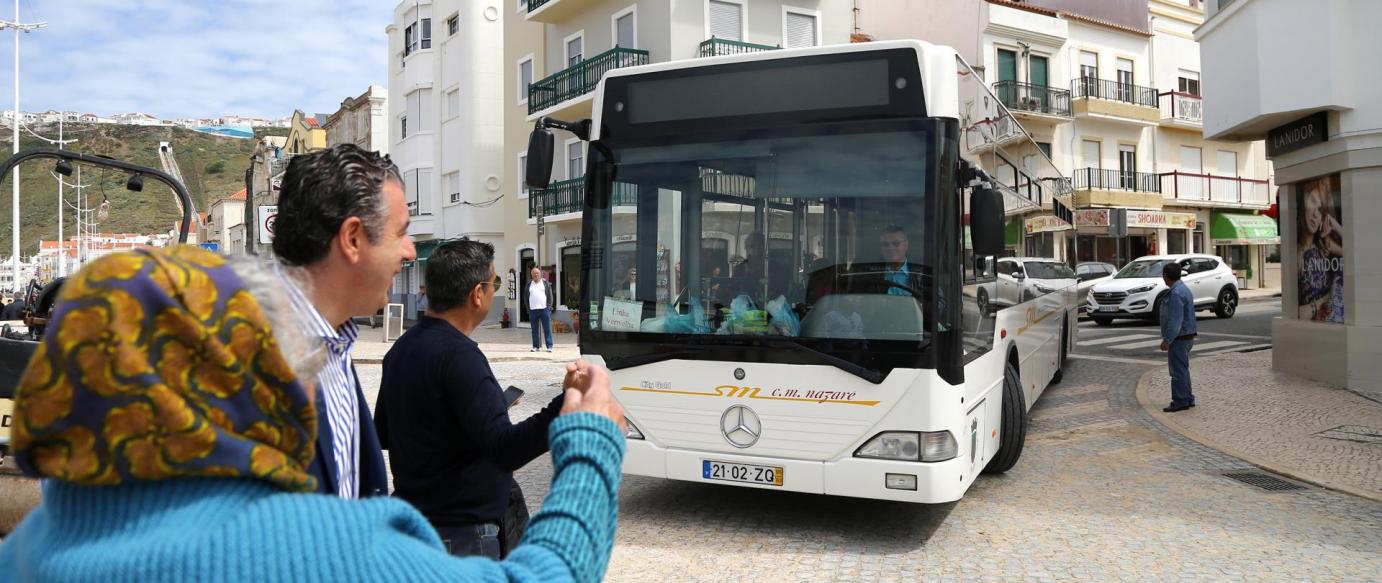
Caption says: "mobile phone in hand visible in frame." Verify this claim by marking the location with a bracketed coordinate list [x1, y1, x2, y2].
[503, 386, 525, 408]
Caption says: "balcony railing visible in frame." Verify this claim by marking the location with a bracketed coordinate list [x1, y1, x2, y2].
[1160, 171, 1270, 206]
[993, 80, 1072, 117]
[1073, 167, 1162, 193]
[528, 47, 650, 115]
[1070, 77, 1158, 108]
[529, 178, 638, 218]
[526, 0, 554, 11]
[1159, 91, 1203, 124]
[698, 37, 780, 58]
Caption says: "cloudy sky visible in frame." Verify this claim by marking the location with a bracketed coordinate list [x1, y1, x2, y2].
[0, 0, 393, 120]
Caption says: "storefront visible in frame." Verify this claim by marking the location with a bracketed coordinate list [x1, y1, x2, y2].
[1211, 212, 1280, 290]
[1072, 209, 1197, 268]
[1023, 214, 1073, 260]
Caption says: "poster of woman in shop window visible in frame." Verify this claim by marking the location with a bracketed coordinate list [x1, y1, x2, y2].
[1296, 174, 1344, 323]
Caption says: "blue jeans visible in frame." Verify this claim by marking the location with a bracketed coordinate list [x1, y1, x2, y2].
[1168, 337, 1195, 406]
[435, 522, 501, 560]
[530, 308, 553, 349]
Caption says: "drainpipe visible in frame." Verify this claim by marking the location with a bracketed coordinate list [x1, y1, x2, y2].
[1148, 16, 1159, 194]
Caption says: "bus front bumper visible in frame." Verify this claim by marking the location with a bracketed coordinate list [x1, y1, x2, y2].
[623, 439, 971, 504]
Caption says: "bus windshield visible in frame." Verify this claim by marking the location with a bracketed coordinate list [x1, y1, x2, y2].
[583, 120, 936, 346]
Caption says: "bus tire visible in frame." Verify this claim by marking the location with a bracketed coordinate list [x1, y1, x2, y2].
[1051, 320, 1068, 384]
[983, 359, 1027, 475]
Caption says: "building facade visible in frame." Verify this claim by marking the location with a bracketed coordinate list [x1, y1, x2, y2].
[206, 189, 247, 255]
[502, 0, 853, 328]
[323, 85, 391, 154]
[283, 110, 329, 154]
[1197, 0, 1382, 394]
[856, 0, 1276, 287]
[387, 0, 507, 322]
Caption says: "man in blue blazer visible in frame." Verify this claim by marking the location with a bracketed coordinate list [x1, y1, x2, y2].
[270, 145, 416, 498]
[1158, 262, 1198, 413]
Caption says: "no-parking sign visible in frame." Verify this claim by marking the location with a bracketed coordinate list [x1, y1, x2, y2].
[259, 205, 278, 244]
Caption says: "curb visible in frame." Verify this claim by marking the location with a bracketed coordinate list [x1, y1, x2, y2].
[1134, 366, 1382, 503]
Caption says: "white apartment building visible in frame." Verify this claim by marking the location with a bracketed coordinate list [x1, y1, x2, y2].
[206, 189, 247, 255]
[858, 0, 1276, 288]
[387, 0, 506, 320]
[502, 0, 853, 328]
[1197, 0, 1382, 394]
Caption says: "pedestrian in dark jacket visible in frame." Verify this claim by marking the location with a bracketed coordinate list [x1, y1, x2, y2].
[376, 239, 566, 559]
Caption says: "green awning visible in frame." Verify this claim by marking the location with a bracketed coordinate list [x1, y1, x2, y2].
[1005, 218, 1022, 246]
[1211, 213, 1279, 245]
[404, 238, 444, 266]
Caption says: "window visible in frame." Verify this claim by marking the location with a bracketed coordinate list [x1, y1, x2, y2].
[421, 18, 432, 49]
[1118, 144, 1137, 189]
[1079, 51, 1098, 79]
[404, 12, 432, 56]
[1178, 70, 1201, 96]
[1180, 146, 1204, 198]
[1115, 58, 1134, 102]
[517, 57, 533, 105]
[560, 245, 582, 310]
[446, 172, 460, 204]
[567, 141, 585, 180]
[518, 153, 529, 198]
[613, 6, 636, 48]
[1029, 55, 1049, 88]
[447, 14, 459, 36]
[404, 169, 420, 215]
[1036, 142, 1052, 159]
[1217, 150, 1238, 176]
[1180, 146, 1203, 172]
[708, 0, 744, 41]
[446, 88, 460, 119]
[1082, 139, 1101, 169]
[413, 168, 433, 214]
[566, 34, 584, 68]
[406, 89, 431, 132]
[996, 49, 1017, 84]
[400, 115, 408, 140]
[783, 8, 819, 48]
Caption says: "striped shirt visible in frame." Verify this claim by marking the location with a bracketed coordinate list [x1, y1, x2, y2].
[279, 270, 361, 499]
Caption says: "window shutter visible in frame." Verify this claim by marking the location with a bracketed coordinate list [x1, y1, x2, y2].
[418, 168, 433, 214]
[709, 1, 742, 41]
[785, 12, 816, 48]
[616, 14, 635, 48]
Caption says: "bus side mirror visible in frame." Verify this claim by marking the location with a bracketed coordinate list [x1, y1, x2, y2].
[526, 127, 555, 190]
[970, 187, 1005, 257]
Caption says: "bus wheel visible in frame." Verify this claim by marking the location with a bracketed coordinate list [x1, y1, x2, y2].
[983, 359, 1027, 475]
[1051, 321, 1068, 384]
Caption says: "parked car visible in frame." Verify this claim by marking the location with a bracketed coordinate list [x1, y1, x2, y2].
[1074, 262, 1117, 312]
[977, 257, 1076, 314]
[1085, 254, 1239, 325]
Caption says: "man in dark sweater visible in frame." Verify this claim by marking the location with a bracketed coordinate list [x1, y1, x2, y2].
[375, 239, 564, 560]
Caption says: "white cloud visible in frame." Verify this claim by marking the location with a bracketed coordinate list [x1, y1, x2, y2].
[0, 0, 393, 119]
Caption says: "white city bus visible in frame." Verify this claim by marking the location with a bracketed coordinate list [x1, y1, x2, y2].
[526, 40, 1077, 503]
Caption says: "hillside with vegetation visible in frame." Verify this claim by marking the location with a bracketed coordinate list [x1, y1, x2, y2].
[0, 123, 288, 256]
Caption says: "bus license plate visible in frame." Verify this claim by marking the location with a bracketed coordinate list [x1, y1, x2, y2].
[702, 460, 783, 486]
[1097, 306, 1118, 312]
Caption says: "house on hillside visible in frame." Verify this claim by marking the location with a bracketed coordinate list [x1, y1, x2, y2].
[207, 189, 247, 254]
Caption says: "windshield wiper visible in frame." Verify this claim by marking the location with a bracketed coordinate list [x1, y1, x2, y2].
[768, 339, 890, 384]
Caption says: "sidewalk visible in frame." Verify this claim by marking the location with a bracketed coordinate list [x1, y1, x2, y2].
[1237, 287, 1281, 302]
[1137, 349, 1382, 502]
[350, 322, 582, 364]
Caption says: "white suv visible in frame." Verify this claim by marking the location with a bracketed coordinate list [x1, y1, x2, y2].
[1086, 254, 1238, 326]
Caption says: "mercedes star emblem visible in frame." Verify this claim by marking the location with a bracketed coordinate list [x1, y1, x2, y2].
[734, 368, 746, 380]
[720, 405, 761, 448]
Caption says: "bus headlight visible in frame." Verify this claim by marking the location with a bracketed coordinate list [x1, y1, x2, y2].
[855, 431, 958, 462]
[625, 418, 644, 440]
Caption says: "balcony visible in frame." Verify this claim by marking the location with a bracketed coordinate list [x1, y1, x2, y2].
[528, 47, 650, 117]
[525, 0, 601, 23]
[1070, 78, 1161, 124]
[528, 179, 639, 219]
[698, 37, 780, 58]
[1160, 171, 1270, 208]
[1072, 167, 1164, 209]
[993, 80, 1072, 120]
[1158, 91, 1203, 130]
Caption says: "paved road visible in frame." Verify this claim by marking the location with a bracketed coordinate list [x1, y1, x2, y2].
[1074, 299, 1278, 364]
[357, 320, 1382, 581]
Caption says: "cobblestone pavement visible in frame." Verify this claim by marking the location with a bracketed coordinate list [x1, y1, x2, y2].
[358, 357, 1382, 581]
[1141, 349, 1382, 501]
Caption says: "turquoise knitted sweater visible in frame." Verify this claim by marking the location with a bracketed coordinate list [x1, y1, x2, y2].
[0, 413, 624, 583]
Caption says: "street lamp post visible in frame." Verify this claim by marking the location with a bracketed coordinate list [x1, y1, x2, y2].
[0, 0, 45, 292]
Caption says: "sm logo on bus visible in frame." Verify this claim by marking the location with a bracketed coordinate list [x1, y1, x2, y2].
[714, 385, 762, 398]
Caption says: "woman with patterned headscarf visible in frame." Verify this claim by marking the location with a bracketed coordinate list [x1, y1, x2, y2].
[0, 246, 627, 583]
